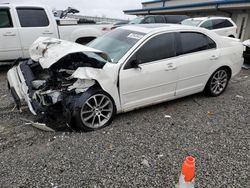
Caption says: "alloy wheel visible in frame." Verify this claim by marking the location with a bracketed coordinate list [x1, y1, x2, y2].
[210, 69, 228, 95]
[80, 94, 114, 129]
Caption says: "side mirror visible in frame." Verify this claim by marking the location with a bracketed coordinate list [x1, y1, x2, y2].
[130, 59, 141, 69]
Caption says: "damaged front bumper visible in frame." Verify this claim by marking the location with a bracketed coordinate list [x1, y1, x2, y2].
[7, 61, 75, 131]
[7, 62, 37, 115]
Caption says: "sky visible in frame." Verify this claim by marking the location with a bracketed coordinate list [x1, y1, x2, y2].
[2, 0, 142, 19]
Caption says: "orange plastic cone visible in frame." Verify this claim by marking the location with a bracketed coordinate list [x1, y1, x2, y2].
[181, 156, 195, 182]
[176, 156, 195, 188]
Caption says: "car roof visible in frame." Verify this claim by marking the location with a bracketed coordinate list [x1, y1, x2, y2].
[144, 14, 188, 17]
[120, 24, 204, 34]
[186, 16, 231, 21]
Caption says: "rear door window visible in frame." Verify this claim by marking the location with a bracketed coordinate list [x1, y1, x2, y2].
[0, 9, 13, 28]
[177, 32, 216, 55]
[16, 8, 49, 27]
[212, 19, 233, 29]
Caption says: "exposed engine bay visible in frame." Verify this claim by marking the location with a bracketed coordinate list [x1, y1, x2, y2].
[27, 52, 105, 108]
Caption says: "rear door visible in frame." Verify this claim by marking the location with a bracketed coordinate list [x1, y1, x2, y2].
[175, 32, 219, 97]
[119, 32, 178, 111]
[0, 7, 22, 63]
[14, 6, 58, 58]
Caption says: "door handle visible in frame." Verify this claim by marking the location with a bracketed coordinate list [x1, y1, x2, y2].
[42, 31, 54, 35]
[210, 55, 219, 60]
[165, 63, 177, 71]
[3, 32, 16, 36]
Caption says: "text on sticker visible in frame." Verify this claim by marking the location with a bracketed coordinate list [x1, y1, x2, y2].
[127, 33, 143, 40]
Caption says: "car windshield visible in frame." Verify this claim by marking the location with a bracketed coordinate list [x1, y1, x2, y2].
[129, 17, 144, 24]
[88, 29, 145, 63]
[181, 19, 203, 27]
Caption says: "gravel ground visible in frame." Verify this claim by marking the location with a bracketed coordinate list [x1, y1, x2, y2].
[0, 68, 249, 187]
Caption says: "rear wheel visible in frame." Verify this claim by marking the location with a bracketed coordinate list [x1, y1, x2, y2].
[73, 90, 115, 131]
[205, 68, 230, 97]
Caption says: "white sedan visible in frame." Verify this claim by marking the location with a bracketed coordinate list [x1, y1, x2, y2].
[7, 24, 244, 131]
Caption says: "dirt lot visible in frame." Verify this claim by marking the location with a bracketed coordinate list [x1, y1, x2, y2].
[0, 68, 249, 187]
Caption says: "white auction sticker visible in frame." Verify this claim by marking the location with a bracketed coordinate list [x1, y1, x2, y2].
[127, 33, 143, 40]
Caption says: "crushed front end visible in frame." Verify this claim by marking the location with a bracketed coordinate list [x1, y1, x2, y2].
[8, 59, 96, 131]
[7, 37, 109, 131]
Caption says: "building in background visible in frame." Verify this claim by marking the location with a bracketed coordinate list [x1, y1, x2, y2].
[124, 0, 250, 41]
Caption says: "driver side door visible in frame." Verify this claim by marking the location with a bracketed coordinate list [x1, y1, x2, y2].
[119, 32, 178, 111]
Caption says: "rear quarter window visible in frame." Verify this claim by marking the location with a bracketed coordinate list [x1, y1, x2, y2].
[177, 32, 216, 55]
[212, 19, 233, 29]
[16, 8, 49, 27]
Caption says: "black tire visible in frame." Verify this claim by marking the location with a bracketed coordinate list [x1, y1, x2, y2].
[205, 67, 230, 97]
[243, 51, 250, 61]
[71, 89, 116, 132]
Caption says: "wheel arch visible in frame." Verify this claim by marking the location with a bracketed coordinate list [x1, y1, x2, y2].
[219, 65, 232, 79]
[69, 83, 117, 131]
[69, 27, 101, 44]
[75, 37, 96, 45]
[71, 82, 118, 114]
[204, 65, 232, 94]
[207, 65, 232, 85]
[228, 35, 235, 38]
[92, 82, 118, 113]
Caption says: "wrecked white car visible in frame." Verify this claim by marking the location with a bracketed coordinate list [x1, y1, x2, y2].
[7, 24, 244, 131]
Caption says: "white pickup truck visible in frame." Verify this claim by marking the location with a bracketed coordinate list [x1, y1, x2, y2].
[0, 4, 112, 65]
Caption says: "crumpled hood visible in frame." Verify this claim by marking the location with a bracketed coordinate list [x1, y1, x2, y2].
[29, 37, 107, 69]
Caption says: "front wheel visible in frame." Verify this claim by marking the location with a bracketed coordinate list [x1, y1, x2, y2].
[205, 68, 230, 97]
[73, 90, 115, 131]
